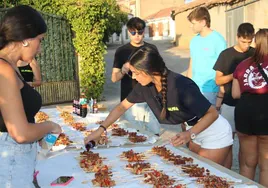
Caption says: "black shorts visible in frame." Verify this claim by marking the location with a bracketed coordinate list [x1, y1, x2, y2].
[235, 93, 268, 135]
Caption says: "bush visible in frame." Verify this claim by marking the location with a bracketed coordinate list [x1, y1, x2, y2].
[14, 0, 127, 99]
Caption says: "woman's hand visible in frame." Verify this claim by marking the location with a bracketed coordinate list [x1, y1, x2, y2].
[26, 82, 33, 87]
[48, 121, 62, 134]
[121, 62, 130, 74]
[170, 131, 191, 146]
[84, 128, 104, 144]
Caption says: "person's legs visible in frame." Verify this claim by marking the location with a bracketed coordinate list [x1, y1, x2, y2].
[123, 103, 146, 129]
[124, 103, 161, 135]
[223, 135, 234, 169]
[220, 104, 236, 169]
[144, 105, 160, 135]
[189, 115, 233, 166]
[250, 94, 268, 186]
[237, 132, 258, 180]
[198, 146, 231, 165]
[257, 135, 268, 187]
[189, 141, 201, 153]
[189, 138, 230, 166]
[221, 104, 235, 132]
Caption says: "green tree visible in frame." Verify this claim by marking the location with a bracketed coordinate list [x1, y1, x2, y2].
[0, 0, 18, 8]
[103, 1, 128, 43]
[1, 0, 126, 99]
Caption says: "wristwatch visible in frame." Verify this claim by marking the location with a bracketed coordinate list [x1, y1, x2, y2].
[188, 129, 196, 140]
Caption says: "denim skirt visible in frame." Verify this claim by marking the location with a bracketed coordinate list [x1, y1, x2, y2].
[0, 132, 37, 188]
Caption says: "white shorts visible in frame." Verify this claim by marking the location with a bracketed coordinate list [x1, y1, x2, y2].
[123, 103, 160, 134]
[186, 115, 233, 149]
[220, 104, 235, 132]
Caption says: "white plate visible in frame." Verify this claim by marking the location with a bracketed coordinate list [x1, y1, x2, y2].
[51, 145, 66, 151]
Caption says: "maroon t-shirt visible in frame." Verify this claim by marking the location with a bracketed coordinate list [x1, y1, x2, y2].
[233, 56, 268, 94]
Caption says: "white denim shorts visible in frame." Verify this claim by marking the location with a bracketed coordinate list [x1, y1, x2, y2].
[0, 132, 37, 188]
[186, 115, 233, 149]
[221, 104, 235, 132]
[123, 103, 160, 135]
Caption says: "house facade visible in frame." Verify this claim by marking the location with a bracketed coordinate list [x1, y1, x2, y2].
[137, 0, 182, 18]
[110, 0, 179, 44]
[145, 7, 176, 40]
[173, 0, 268, 48]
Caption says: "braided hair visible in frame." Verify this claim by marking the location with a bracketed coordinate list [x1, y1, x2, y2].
[129, 46, 168, 120]
[160, 66, 168, 120]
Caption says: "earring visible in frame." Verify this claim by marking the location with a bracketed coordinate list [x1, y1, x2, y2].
[22, 41, 28, 47]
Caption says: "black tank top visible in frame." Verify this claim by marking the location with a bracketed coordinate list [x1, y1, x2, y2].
[18, 64, 34, 82]
[0, 59, 42, 132]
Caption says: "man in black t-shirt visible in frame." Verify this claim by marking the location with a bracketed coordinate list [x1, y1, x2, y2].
[213, 22, 255, 169]
[112, 17, 158, 101]
[85, 47, 233, 167]
[111, 17, 160, 134]
[112, 42, 157, 101]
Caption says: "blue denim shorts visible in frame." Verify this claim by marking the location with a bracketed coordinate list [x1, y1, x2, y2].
[0, 132, 37, 188]
[123, 103, 160, 134]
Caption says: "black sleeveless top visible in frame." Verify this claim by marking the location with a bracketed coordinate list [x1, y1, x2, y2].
[0, 59, 42, 132]
[18, 64, 34, 82]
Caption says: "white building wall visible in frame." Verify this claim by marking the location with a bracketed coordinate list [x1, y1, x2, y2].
[147, 17, 175, 40]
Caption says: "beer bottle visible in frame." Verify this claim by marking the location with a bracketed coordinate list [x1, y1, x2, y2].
[74, 100, 78, 115]
[81, 104, 88, 118]
[72, 99, 76, 114]
[93, 99, 98, 113]
[89, 98, 94, 113]
[85, 140, 96, 151]
[77, 102, 80, 116]
[79, 104, 82, 116]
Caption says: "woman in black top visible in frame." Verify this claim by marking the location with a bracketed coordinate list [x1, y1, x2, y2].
[17, 58, 42, 87]
[86, 47, 233, 166]
[0, 5, 61, 187]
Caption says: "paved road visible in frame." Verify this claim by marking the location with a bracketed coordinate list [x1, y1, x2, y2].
[102, 39, 258, 180]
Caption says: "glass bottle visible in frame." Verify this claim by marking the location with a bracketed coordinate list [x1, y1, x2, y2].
[93, 99, 98, 113]
[85, 140, 96, 151]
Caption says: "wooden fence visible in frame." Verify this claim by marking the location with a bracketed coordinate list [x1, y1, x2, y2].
[36, 81, 79, 105]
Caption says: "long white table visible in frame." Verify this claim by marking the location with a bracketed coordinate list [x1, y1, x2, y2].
[36, 106, 264, 188]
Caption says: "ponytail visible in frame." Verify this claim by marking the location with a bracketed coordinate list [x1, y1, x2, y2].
[160, 67, 168, 120]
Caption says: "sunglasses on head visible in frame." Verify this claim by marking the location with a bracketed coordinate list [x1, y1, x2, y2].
[129, 30, 144, 36]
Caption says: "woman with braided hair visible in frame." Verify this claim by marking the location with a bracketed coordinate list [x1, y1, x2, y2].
[85, 46, 233, 166]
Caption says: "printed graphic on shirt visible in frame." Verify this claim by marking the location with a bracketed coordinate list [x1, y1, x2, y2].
[20, 69, 33, 73]
[243, 65, 268, 89]
[167, 107, 179, 111]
